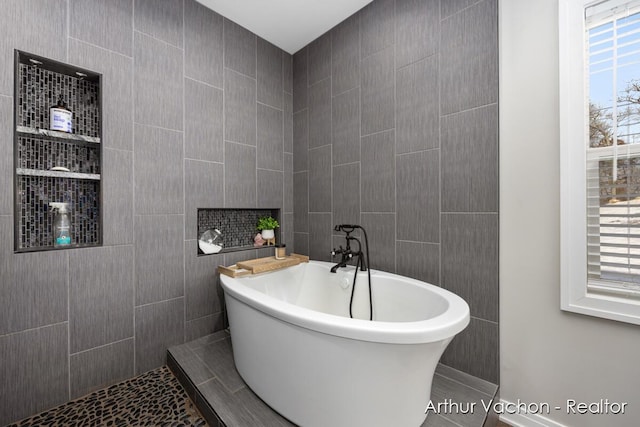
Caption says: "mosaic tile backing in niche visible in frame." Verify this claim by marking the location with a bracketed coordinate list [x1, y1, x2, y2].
[198, 208, 280, 253]
[17, 62, 100, 137]
[17, 175, 100, 250]
[17, 134, 100, 174]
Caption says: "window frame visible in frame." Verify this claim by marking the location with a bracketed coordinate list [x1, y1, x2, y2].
[559, 0, 640, 325]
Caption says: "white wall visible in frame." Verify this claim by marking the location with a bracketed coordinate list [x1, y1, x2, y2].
[499, 1, 640, 426]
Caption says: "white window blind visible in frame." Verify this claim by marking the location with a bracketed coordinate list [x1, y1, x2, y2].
[586, 0, 640, 296]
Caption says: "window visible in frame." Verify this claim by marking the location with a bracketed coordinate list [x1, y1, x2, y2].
[560, 0, 640, 325]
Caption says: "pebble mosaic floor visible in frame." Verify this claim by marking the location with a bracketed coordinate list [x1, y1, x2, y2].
[7, 366, 208, 427]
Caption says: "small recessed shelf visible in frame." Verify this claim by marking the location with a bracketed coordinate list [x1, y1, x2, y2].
[16, 126, 101, 144]
[197, 208, 281, 256]
[16, 168, 101, 180]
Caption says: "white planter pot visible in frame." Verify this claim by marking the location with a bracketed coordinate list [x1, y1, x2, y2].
[261, 229, 275, 239]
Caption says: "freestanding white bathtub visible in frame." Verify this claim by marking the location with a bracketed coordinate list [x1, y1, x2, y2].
[220, 260, 470, 427]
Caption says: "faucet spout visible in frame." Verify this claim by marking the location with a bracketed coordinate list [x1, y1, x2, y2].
[330, 246, 351, 273]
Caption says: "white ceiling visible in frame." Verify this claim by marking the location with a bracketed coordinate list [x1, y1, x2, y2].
[195, 0, 373, 54]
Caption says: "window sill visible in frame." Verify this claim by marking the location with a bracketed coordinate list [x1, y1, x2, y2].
[562, 289, 640, 325]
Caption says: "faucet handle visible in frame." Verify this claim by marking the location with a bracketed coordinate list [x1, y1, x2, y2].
[331, 245, 345, 257]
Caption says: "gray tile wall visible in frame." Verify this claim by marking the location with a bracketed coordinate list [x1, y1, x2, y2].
[293, 0, 499, 383]
[0, 1, 293, 424]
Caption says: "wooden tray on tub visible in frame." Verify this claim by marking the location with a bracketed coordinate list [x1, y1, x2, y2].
[218, 253, 309, 277]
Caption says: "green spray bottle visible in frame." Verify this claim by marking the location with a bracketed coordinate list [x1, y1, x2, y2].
[49, 202, 72, 247]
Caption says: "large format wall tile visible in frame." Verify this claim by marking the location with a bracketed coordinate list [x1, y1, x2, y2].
[257, 169, 284, 209]
[397, 56, 439, 154]
[70, 338, 134, 399]
[309, 213, 332, 262]
[257, 104, 284, 171]
[294, 232, 310, 256]
[224, 69, 257, 146]
[293, 110, 309, 172]
[440, 0, 498, 115]
[440, 317, 499, 384]
[0, 323, 68, 426]
[185, 243, 223, 321]
[186, 312, 225, 342]
[0, 0, 67, 96]
[333, 163, 360, 229]
[361, 130, 395, 212]
[134, 32, 183, 131]
[283, 213, 294, 246]
[293, 48, 308, 113]
[308, 145, 332, 213]
[257, 38, 283, 109]
[361, 46, 395, 135]
[134, 0, 183, 48]
[185, 0, 223, 88]
[68, 38, 134, 152]
[102, 148, 134, 246]
[397, 150, 439, 242]
[395, 0, 439, 68]
[441, 104, 498, 213]
[396, 240, 440, 285]
[69, 245, 134, 353]
[308, 78, 332, 149]
[441, 0, 475, 18]
[70, 0, 132, 56]
[0, 216, 68, 335]
[293, 172, 309, 232]
[361, 213, 396, 273]
[135, 215, 184, 306]
[185, 78, 224, 163]
[284, 92, 294, 153]
[442, 213, 498, 322]
[225, 142, 257, 208]
[0, 97, 13, 214]
[283, 52, 293, 95]
[360, 0, 395, 59]
[308, 33, 331, 85]
[284, 153, 294, 213]
[224, 18, 256, 78]
[134, 124, 184, 215]
[135, 298, 185, 374]
[185, 160, 224, 240]
[332, 15, 360, 96]
[332, 88, 360, 165]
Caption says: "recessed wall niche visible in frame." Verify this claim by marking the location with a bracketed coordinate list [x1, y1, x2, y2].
[197, 208, 281, 255]
[14, 50, 102, 252]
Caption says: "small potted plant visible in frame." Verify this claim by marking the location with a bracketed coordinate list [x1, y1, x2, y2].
[257, 216, 279, 241]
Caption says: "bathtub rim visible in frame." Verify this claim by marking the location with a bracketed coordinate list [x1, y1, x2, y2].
[220, 260, 470, 344]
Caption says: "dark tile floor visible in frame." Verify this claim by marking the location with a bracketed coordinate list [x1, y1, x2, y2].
[168, 331, 499, 427]
[7, 366, 207, 427]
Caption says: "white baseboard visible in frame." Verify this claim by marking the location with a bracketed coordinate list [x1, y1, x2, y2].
[498, 399, 569, 427]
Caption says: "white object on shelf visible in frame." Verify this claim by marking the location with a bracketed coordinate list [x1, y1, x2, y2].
[261, 229, 275, 239]
[199, 228, 224, 254]
[199, 240, 222, 254]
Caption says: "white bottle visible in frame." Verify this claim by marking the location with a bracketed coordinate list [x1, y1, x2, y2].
[49, 202, 72, 247]
[50, 95, 72, 133]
